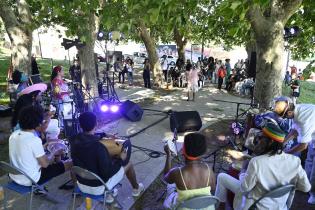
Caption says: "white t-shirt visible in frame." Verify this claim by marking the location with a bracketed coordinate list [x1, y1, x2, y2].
[9, 130, 45, 186]
[127, 64, 133, 73]
[162, 59, 168, 70]
[293, 104, 315, 144]
[237, 152, 310, 210]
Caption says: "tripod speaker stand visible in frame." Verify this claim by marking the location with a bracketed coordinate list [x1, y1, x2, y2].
[98, 70, 120, 102]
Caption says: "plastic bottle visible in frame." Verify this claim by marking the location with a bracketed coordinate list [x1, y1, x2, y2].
[85, 197, 92, 210]
[0, 186, 4, 201]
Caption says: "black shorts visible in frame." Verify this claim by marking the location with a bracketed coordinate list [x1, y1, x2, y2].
[37, 162, 65, 185]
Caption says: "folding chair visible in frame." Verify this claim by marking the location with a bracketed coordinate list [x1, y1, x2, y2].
[248, 184, 295, 210]
[72, 166, 121, 210]
[0, 161, 48, 210]
[176, 195, 220, 210]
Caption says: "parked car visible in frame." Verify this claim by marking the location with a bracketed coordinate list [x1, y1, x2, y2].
[133, 52, 147, 65]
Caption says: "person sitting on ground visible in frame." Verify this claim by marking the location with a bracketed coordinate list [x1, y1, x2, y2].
[9, 105, 72, 187]
[163, 133, 216, 209]
[70, 112, 144, 203]
[215, 122, 311, 210]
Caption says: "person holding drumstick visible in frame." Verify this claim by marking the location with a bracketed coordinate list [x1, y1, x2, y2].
[70, 112, 144, 204]
[215, 122, 310, 210]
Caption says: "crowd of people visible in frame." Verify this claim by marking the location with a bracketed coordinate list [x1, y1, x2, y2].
[4, 55, 315, 209]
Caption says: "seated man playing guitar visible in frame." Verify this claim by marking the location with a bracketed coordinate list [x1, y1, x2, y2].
[70, 112, 144, 203]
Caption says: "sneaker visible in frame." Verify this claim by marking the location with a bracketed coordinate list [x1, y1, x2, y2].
[308, 195, 315, 204]
[132, 183, 144, 197]
[106, 194, 114, 204]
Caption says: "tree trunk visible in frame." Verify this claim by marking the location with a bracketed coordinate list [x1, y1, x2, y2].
[174, 28, 187, 62]
[0, 0, 33, 75]
[138, 21, 163, 86]
[77, 13, 98, 98]
[247, 1, 302, 109]
[254, 26, 284, 109]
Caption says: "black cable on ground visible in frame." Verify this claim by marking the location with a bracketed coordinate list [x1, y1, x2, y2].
[124, 114, 170, 138]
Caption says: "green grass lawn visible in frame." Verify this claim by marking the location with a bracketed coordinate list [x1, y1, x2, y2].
[282, 80, 315, 104]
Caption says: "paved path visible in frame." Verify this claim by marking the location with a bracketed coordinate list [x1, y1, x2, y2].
[0, 80, 250, 210]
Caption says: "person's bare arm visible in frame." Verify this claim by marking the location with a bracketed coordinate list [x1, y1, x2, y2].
[286, 143, 308, 154]
[37, 149, 62, 168]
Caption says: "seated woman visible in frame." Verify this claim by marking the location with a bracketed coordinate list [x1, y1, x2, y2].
[215, 122, 311, 210]
[11, 83, 47, 131]
[163, 133, 216, 209]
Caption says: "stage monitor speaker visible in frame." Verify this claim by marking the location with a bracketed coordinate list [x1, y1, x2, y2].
[170, 111, 202, 133]
[248, 51, 256, 80]
[121, 100, 143, 122]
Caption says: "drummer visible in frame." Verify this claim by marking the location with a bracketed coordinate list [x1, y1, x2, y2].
[215, 122, 310, 210]
[70, 112, 144, 203]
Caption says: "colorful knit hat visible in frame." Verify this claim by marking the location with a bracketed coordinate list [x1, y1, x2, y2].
[262, 122, 285, 143]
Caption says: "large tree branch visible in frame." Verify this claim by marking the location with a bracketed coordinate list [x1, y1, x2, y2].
[0, 1, 19, 30]
[17, 0, 32, 25]
[270, 0, 302, 23]
[246, 4, 268, 36]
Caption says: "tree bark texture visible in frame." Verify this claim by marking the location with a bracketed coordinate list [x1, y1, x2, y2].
[138, 21, 163, 86]
[0, 0, 33, 75]
[174, 28, 187, 62]
[247, 0, 302, 109]
[77, 13, 99, 98]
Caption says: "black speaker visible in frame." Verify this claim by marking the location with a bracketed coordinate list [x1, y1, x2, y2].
[248, 51, 256, 80]
[170, 111, 202, 133]
[121, 100, 143, 122]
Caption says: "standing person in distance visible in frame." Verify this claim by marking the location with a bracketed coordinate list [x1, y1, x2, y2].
[161, 55, 169, 83]
[290, 73, 300, 104]
[31, 54, 40, 75]
[114, 58, 124, 83]
[214, 59, 221, 84]
[217, 63, 227, 90]
[126, 59, 134, 86]
[143, 58, 151, 88]
[207, 57, 215, 82]
[187, 65, 199, 101]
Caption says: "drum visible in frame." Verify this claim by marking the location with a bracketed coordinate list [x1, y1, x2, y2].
[100, 138, 131, 166]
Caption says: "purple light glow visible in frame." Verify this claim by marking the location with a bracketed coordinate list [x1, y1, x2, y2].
[110, 105, 119, 113]
[100, 104, 109, 112]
